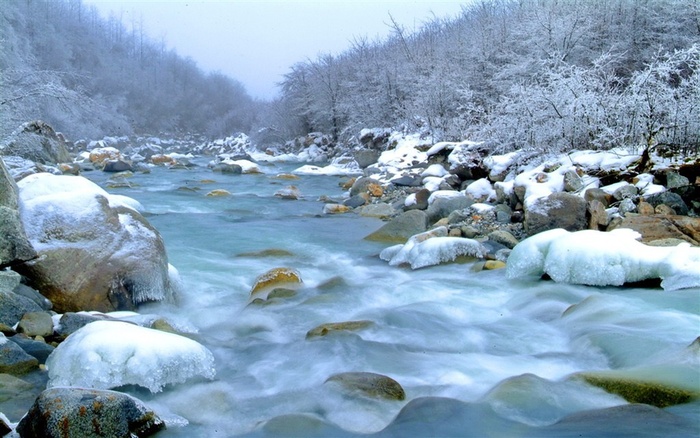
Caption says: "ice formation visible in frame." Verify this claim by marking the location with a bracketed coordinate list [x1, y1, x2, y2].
[381, 227, 488, 269]
[506, 228, 700, 291]
[46, 321, 215, 392]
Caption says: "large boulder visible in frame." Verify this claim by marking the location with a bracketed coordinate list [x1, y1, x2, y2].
[364, 210, 428, 243]
[14, 173, 176, 313]
[0, 121, 71, 164]
[608, 214, 700, 245]
[0, 158, 37, 268]
[525, 192, 587, 236]
[16, 387, 165, 438]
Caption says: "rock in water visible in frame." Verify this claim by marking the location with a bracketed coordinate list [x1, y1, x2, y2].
[325, 372, 406, 400]
[0, 158, 37, 267]
[16, 387, 165, 438]
[306, 320, 374, 339]
[15, 173, 175, 313]
[365, 210, 428, 243]
[250, 267, 302, 299]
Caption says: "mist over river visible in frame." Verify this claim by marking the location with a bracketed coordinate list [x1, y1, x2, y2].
[82, 160, 699, 437]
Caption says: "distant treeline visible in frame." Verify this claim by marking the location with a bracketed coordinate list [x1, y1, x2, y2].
[0, 0, 256, 140]
[1, 0, 699, 156]
[267, 0, 700, 155]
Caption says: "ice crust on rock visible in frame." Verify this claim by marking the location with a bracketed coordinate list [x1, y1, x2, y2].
[506, 228, 700, 291]
[381, 227, 488, 269]
[46, 320, 215, 392]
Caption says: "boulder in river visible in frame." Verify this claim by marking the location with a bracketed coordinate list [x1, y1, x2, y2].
[306, 320, 374, 339]
[325, 372, 406, 401]
[0, 121, 71, 165]
[16, 387, 165, 438]
[250, 267, 303, 299]
[0, 158, 37, 268]
[607, 214, 700, 245]
[15, 173, 176, 313]
[365, 210, 428, 243]
[525, 192, 587, 236]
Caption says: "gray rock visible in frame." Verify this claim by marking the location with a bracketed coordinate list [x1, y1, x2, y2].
[665, 171, 690, 190]
[0, 270, 21, 292]
[390, 174, 423, 187]
[0, 333, 39, 374]
[212, 163, 242, 174]
[584, 188, 611, 208]
[645, 192, 689, 216]
[55, 312, 112, 339]
[343, 194, 367, 208]
[16, 312, 54, 338]
[0, 121, 71, 165]
[427, 194, 474, 224]
[7, 334, 54, 363]
[447, 209, 470, 225]
[102, 159, 133, 172]
[16, 387, 165, 438]
[0, 159, 37, 268]
[12, 283, 52, 310]
[563, 170, 584, 192]
[364, 210, 428, 243]
[0, 290, 42, 327]
[618, 198, 637, 215]
[494, 204, 513, 224]
[353, 149, 380, 169]
[525, 192, 587, 236]
[358, 203, 396, 219]
[612, 184, 638, 201]
[487, 230, 520, 249]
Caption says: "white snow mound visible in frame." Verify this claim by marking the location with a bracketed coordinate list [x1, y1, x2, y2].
[46, 321, 215, 392]
[381, 227, 488, 269]
[506, 228, 700, 290]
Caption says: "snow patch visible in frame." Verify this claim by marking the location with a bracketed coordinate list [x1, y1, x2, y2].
[46, 321, 215, 392]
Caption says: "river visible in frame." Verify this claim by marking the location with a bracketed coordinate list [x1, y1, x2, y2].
[80, 159, 699, 437]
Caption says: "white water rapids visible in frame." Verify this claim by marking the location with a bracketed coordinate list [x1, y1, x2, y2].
[78, 161, 699, 437]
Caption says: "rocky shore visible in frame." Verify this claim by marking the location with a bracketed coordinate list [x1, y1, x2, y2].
[0, 121, 698, 436]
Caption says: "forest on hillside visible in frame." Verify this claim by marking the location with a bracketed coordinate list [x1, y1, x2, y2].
[1, 0, 699, 159]
[269, 0, 700, 157]
[0, 0, 256, 140]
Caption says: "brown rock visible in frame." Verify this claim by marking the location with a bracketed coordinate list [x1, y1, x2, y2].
[16, 312, 54, 338]
[525, 192, 587, 236]
[655, 204, 676, 215]
[608, 215, 700, 245]
[484, 260, 506, 270]
[587, 200, 609, 230]
[250, 267, 302, 298]
[584, 188, 612, 208]
[306, 320, 374, 339]
[638, 201, 655, 215]
[325, 372, 406, 401]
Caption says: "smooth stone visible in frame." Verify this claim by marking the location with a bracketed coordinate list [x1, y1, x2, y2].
[365, 210, 428, 243]
[0, 335, 38, 375]
[0, 290, 42, 327]
[607, 214, 700, 245]
[645, 192, 689, 215]
[205, 189, 231, 197]
[323, 204, 352, 214]
[525, 192, 587, 236]
[16, 312, 54, 338]
[7, 334, 54, 364]
[325, 372, 406, 401]
[487, 230, 519, 249]
[55, 312, 112, 339]
[574, 372, 699, 408]
[250, 267, 302, 298]
[306, 320, 374, 339]
[427, 194, 474, 224]
[484, 260, 506, 270]
[358, 203, 396, 220]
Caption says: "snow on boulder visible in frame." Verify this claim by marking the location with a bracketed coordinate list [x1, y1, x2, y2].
[380, 226, 488, 269]
[223, 159, 261, 174]
[374, 133, 431, 172]
[46, 321, 215, 392]
[15, 173, 176, 313]
[506, 228, 700, 291]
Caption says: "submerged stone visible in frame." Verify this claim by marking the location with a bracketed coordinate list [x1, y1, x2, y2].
[325, 371, 405, 401]
[306, 320, 374, 339]
[573, 371, 700, 408]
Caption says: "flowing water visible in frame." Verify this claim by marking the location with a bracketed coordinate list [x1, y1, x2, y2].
[74, 161, 699, 436]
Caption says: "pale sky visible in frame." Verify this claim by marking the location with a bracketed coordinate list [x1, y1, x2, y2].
[83, 0, 467, 100]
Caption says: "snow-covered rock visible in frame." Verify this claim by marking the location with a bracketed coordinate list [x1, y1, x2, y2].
[506, 228, 700, 291]
[16, 173, 176, 312]
[46, 320, 215, 392]
[380, 227, 488, 269]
